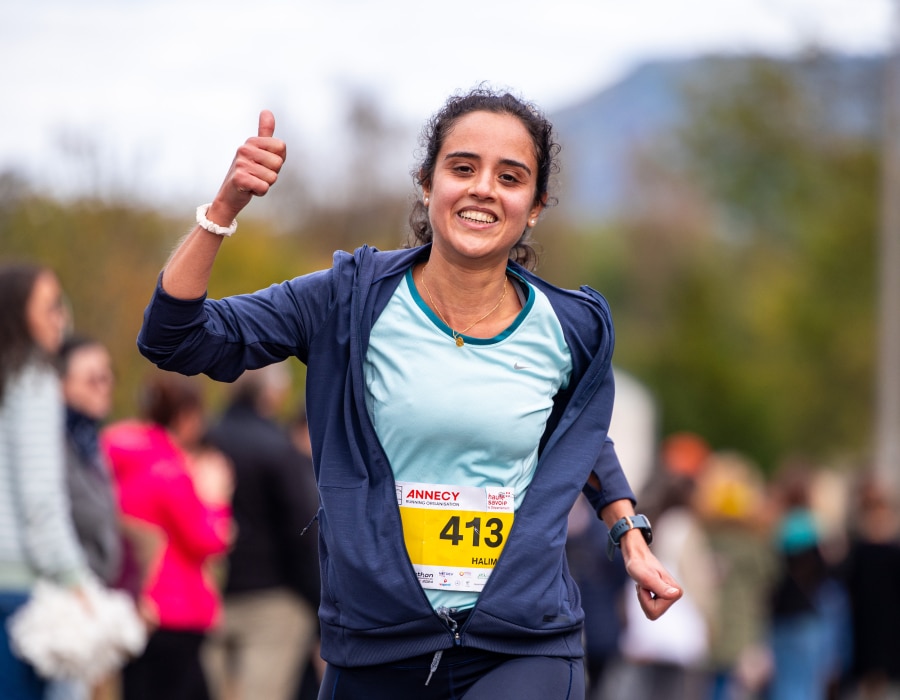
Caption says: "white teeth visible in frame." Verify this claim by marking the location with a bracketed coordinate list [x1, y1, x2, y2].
[459, 210, 497, 224]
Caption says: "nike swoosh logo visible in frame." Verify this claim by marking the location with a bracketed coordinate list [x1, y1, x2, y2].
[513, 362, 531, 370]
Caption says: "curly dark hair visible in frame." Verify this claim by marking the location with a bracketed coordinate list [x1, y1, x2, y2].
[0, 262, 49, 402]
[407, 86, 560, 270]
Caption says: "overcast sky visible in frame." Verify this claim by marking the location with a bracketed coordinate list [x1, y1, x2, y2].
[0, 0, 893, 210]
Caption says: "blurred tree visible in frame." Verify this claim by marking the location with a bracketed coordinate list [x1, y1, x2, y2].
[587, 55, 879, 471]
[1, 189, 184, 417]
[266, 88, 412, 252]
[0, 89, 414, 423]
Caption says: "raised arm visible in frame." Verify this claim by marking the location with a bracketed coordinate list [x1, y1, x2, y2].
[161, 110, 286, 300]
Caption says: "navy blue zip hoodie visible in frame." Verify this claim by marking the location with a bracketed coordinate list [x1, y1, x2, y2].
[137, 244, 635, 667]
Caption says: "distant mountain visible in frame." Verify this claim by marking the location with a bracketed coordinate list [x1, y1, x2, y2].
[550, 53, 886, 224]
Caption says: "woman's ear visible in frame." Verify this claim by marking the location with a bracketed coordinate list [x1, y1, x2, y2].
[530, 193, 548, 223]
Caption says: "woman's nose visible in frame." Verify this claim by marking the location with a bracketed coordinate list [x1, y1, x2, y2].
[469, 172, 495, 199]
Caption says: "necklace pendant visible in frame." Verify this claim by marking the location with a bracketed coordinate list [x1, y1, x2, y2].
[455, 335, 465, 347]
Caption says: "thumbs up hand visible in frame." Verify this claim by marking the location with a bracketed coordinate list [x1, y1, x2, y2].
[256, 109, 276, 139]
[208, 110, 286, 225]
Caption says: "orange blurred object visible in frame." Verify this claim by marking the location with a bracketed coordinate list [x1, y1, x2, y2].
[660, 432, 711, 477]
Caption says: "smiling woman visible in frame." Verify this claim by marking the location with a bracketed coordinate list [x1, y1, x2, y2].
[407, 89, 558, 272]
[134, 86, 682, 700]
[411, 109, 544, 344]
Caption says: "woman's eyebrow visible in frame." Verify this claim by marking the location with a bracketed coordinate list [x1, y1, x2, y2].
[443, 151, 532, 176]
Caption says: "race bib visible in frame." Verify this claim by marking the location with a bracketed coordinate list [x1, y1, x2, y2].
[396, 481, 515, 591]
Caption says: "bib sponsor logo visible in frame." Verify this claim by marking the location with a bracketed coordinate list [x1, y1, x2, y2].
[404, 488, 461, 504]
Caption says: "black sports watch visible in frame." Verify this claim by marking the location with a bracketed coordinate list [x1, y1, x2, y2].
[606, 514, 653, 560]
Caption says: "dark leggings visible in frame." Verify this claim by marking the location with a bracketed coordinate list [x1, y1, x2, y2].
[317, 648, 584, 700]
[122, 628, 210, 700]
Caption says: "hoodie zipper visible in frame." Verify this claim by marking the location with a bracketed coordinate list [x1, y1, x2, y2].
[426, 607, 461, 685]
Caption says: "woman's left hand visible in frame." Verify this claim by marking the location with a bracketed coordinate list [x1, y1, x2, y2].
[621, 536, 683, 620]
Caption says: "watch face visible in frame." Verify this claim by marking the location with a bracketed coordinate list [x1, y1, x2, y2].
[638, 515, 653, 544]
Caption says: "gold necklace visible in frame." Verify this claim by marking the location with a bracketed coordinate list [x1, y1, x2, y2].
[420, 264, 508, 347]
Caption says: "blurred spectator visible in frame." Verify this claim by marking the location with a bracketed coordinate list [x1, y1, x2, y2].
[767, 462, 849, 700]
[613, 434, 716, 699]
[58, 336, 122, 587]
[51, 336, 125, 700]
[0, 262, 89, 699]
[102, 372, 233, 700]
[837, 473, 900, 700]
[695, 450, 778, 700]
[203, 365, 320, 700]
[659, 432, 712, 480]
[565, 492, 628, 699]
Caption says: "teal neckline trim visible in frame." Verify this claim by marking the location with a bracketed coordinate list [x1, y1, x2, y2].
[405, 265, 534, 346]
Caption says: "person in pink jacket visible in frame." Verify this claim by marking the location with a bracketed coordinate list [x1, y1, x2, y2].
[102, 372, 233, 700]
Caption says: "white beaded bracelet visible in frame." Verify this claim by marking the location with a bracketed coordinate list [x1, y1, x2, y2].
[195, 203, 238, 237]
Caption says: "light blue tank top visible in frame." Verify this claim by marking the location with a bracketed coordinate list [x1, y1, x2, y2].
[364, 267, 572, 611]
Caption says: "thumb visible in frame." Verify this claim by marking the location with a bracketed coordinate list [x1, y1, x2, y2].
[258, 109, 275, 138]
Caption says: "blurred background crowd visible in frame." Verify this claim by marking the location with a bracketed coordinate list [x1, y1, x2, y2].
[571, 432, 900, 700]
[0, 261, 322, 700]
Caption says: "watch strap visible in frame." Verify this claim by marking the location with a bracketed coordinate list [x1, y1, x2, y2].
[606, 513, 652, 560]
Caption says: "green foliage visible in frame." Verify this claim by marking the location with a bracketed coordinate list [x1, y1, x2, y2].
[0, 184, 409, 423]
[1, 191, 180, 418]
[597, 56, 880, 471]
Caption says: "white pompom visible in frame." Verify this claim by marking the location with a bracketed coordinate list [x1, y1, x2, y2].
[7, 578, 148, 682]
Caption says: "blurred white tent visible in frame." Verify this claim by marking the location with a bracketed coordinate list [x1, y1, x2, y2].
[609, 368, 658, 497]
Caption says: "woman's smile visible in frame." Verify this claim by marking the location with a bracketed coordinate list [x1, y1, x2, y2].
[457, 208, 498, 225]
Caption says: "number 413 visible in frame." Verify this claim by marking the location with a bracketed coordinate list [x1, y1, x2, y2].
[439, 515, 504, 547]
